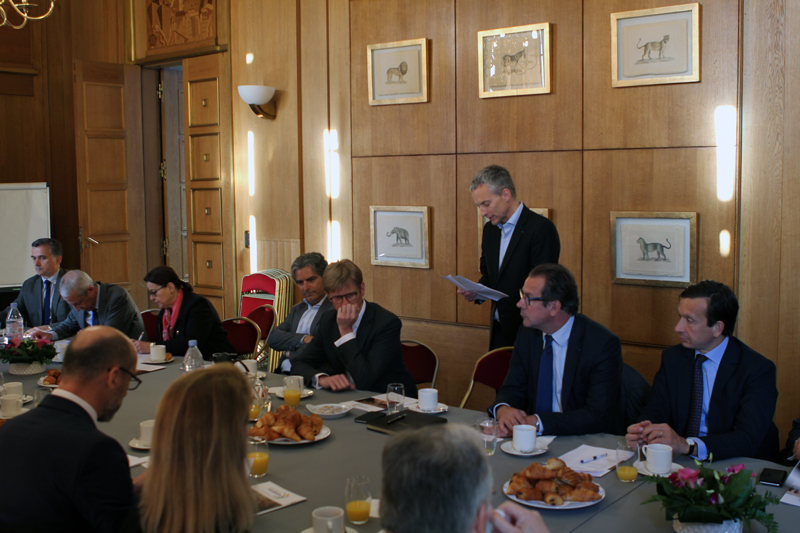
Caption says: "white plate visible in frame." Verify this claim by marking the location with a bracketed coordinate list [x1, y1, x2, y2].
[269, 425, 331, 445]
[22, 394, 33, 404]
[500, 441, 548, 457]
[141, 356, 174, 364]
[129, 438, 151, 450]
[300, 528, 359, 533]
[257, 370, 267, 379]
[409, 402, 449, 414]
[633, 460, 681, 477]
[503, 480, 605, 510]
[273, 387, 314, 399]
[0, 407, 30, 419]
[37, 377, 59, 389]
[306, 403, 354, 419]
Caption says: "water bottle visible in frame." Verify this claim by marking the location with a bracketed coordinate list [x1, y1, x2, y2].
[6, 303, 24, 340]
[183, 340, 204, 372]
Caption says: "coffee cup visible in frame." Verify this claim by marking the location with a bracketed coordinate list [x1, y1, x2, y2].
[642, 443, 673, 474]
[150, 345, 166, 363]
[1, 394, 23, 417]
[512, 424, 537, 453]
[312, 506, 345, 533]
[4, 382, 22, 397]
[239, 359, 258, 375]
[418, 388, 438, 411]
[139, 419, 155, 447]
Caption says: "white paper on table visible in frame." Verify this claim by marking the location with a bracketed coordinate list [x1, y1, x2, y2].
[786, 460, 800, 491]
[560, 444, 628, 477]
[252, 482, 307, 515]
[780, 489, 800, 507]
[127, 455, 149, 468]
[135, 362, 166, 373]
[370, 499, 381, 518]
[343, 394, 418, 412]
[442, 275, 508, 302]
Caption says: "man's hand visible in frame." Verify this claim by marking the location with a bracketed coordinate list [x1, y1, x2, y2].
[457, 288, 478, 302]
[29, 328, 53, 341]
[496, 406, 534, 437]
[626, 421, 650, 448]
[490, 502, 551, 533]
[318, 374, 354, 391]
[639, 421, 690, 455]
[133, 340, 150, 354]
[336, 303, 359, 337]
[302, 335, 313, 344]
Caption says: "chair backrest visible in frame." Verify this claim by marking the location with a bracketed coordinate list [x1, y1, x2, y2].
[221, 316, 262, 358]
[459, 347, 513, 409]
[621, 363, 651, 429]
[401, 339, 439, 389]
[247, 304, 276, 341]
[140, 309, 160, 343]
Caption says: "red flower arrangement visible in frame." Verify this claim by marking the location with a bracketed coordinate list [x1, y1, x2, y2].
[1, 337, 57, 365]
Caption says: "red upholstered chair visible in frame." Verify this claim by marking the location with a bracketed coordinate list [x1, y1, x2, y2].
[401, 339, 439, 389]
[246, 304, 276, 365]
[459, 347, 514, 408]
[140, 309, 160, 343]
[221, 316, 262, 359]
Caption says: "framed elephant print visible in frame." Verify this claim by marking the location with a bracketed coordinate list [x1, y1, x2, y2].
[370, 206, 431, 269]
[367, 38, 429, 106]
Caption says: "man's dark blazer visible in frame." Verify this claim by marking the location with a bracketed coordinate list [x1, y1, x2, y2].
[478, 205, 560, 349]
[152, 290, 235, 360]
[491, 314, 623, 436]
[292, 302, 417, 397]
[638, 336, 779, 461]
[1, 268, 70, 328]
[267, 296, 334, 365]
[0, 395, 133, 532]
[51, 282, 144, 339]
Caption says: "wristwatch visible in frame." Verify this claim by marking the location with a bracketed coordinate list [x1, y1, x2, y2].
[686, 437, 698, 456]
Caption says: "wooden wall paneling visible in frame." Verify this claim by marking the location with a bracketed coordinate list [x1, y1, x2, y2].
[258, 238, 302, 274]
[350, 0, 455, 157]
[0, 23, 35, 72]
[162, 68, 187, 276]
[584, 0, 739, 149]
[455, 152, 583, 327]
[141, 68, 164, 272]
[621, 343, 663, 385]
[582, 148, 737, 347]
[455, 0, 583, 153]
[352, 155, 457, 322]
[71, 0, 125, 64]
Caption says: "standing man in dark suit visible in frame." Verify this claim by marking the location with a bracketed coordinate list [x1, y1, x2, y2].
[458, 165, 560, 350]
[268, 252, 334, 373]
[0, 326, 139, 532]
[627, 280, 779, 461]
[1, 238, 71, 329]
[490, 264, 623, 437]
[293, 259, 417, 397]
[31, 270, 144, 340]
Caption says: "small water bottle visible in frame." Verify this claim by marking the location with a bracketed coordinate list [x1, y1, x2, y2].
[6, 303, 24, 340]
[183, 340, 204, 372]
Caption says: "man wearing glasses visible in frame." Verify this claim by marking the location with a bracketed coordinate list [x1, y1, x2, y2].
[0, 326, 139, 531]
[490, 264, 623, 437]
[293, 259, 417, 397]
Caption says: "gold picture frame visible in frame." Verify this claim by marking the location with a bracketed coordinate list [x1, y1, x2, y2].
[610, 211, 697, 288]
[370, 206, 431, 269]
[367, 38, 429, 106]
[611, 3, 700, 88]
[478, 23, 551, 98]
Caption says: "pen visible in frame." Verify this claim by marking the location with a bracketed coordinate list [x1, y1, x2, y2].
[580, 453, 608, 464]
[387, 413, 407, 425]
[137, 332, 144, 341]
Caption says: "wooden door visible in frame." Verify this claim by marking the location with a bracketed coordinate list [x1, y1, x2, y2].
[182, 53, 237, 319]
[161, 68, 188, 279]
[73, 60, 147, 309]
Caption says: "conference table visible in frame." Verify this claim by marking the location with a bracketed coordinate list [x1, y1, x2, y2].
[2, 359, 797, 533]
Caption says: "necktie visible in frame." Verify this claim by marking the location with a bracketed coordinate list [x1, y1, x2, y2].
[42, 279, 51, 326]
[686, 354, 707, 437]
[90, 309, 98, 327]
[535, 335, 554, 413]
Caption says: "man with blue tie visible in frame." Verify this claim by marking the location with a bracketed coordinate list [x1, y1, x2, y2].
[1, 238, 71, 329]
[490, 264, 623, 437]
[627, 280, 779, 461]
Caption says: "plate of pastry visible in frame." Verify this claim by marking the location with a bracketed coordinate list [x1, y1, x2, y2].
[248, 405, 329, 445]
[503, 457, 605, 509]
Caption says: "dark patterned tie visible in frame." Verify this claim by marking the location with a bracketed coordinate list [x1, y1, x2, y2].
[686, 354, 707, 437]
[535, 334, 554, 413]
[42, 279, 51, 326]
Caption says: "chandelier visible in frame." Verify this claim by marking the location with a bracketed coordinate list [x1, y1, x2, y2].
[0, 0, 55, 30]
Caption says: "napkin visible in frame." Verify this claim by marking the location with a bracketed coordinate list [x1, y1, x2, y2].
[370, 499, 381, 518]
[127, 455, 148, 468]
[135, 362, 166, 373]
[780, 489, 800, 507]
[252, 482, 306, 515]
[560, 444, 629, 477]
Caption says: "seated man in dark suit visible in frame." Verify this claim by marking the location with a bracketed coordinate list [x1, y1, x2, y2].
[267, 252, 334, 374]
[778, 416, 800, 465]
[0, 326, 138, 532]
[31, 270, 144, 340]
[1, 238, 71, 329]
[627, 280, 779, 461]
[292, 259, 417, 397]
[490, 264, 623, 437]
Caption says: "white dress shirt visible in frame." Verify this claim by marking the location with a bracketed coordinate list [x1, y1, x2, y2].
[52, 388, 98, 427]
[690, 336, 729, 460]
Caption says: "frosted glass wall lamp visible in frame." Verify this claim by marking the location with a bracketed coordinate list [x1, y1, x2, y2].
[238, 85, 276, 119]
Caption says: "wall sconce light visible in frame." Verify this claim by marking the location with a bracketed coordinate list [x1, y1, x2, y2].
[238, 85, 276, 119]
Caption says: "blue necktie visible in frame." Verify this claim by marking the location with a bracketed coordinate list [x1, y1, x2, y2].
[686, 354, 707, 437]
[42, 279, 51, 326]
[536, 334, 554, 413]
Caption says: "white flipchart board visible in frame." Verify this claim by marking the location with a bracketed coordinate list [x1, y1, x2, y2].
[0, 183, 50, 288]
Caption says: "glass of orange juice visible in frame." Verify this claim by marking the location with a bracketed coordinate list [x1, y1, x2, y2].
[345, 475, 371, 525]
[283, 376, 303, 407]
[616, 440, 638, 482]
[248, 437, 269, 478]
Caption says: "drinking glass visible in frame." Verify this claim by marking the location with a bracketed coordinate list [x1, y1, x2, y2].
[34, 388, 50, 407]
[248, 437, 269, 478]
[0, 371, 4, 396]
[344, 475, 371, 525]
[475, 417, 498, 456]
[283, 376, 303, 407]
[616, 440, 639, 482]
[386, 383, 404, 414]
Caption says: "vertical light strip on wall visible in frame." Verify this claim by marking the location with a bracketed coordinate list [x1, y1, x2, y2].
[246, 53, 254, 64]
[719, 229, 731, 258]
[248, 131, 255, 196]
[328, 221, 341, 262]
[249, 215, 258, 273]
[714, 105, 736, 202]
[324, 129, 340, 199]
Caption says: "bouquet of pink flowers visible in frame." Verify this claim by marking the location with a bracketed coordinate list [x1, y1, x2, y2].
[1, 337, 57, 365]
[644, 460, 779, 532]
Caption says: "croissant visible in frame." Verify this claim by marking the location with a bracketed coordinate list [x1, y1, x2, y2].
[507, 473, 532, 494]
[576, 481, 600, 493]
[308, 413, 323, 432]
[577, 472, 594, 483]
[514, 486, 543, 501]
[522, 463, 557, 480]
[297, 423, 317, 441]
[543, 492, 563, 506]
[546, 458, 566, 471]
[535, 480, 559, 493]
[565, 488, 602, 502]
[556, 467, 582, 487]
[556, 484, 574, 497]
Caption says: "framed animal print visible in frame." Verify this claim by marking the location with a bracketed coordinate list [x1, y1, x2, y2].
[611, 3, 700, 88]
[610, 211, 697, 288]
[370, 206, 431, 269]
[367, 38, 429, 106]
[478, 23, 551, 98]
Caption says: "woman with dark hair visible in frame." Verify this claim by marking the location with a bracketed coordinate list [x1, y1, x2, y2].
[133, 266, 234, 359]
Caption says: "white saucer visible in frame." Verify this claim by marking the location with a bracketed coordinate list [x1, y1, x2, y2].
[633, 459, 680, 477]
[22, 394, 33, 404]
[129, 438, 151, 450]
[141, 357, 173, 364]
[500, 440, 548, 457]
[409, 402, 448, 414]
[0, 407, 29, 419]
[273, 387, 314, 399]
[300, 528, 359, 533]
